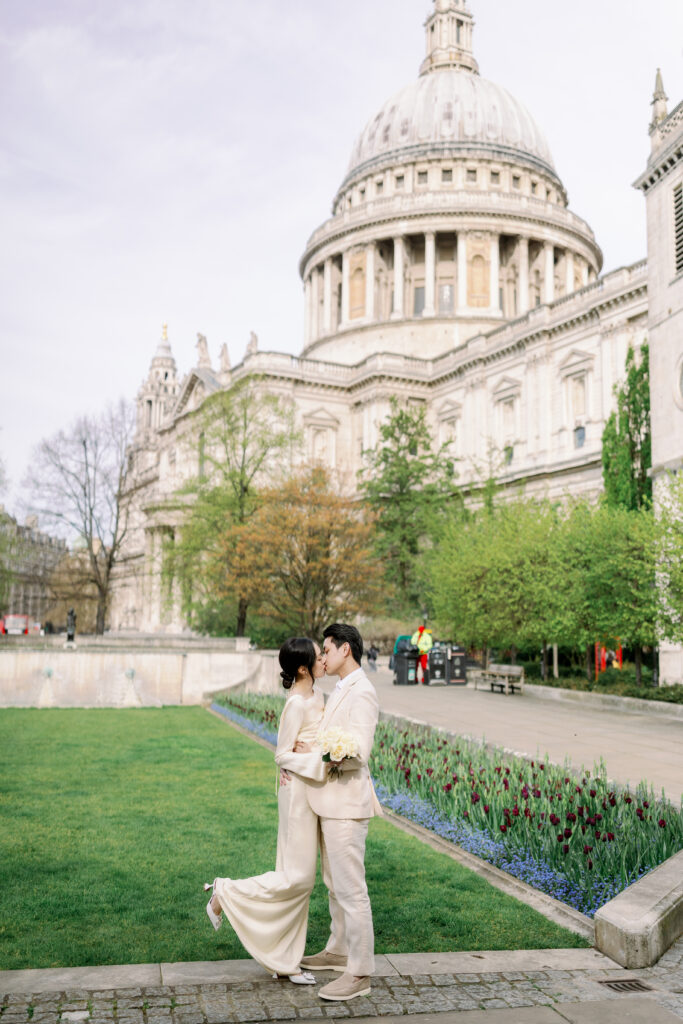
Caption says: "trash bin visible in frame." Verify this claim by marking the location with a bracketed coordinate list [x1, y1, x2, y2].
[393, 649, 420, 685]
[426, 646, 447, 684]
[446, 644, 467, 685]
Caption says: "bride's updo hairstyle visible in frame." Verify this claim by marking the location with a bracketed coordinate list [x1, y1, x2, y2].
[278, 637, 316, 690]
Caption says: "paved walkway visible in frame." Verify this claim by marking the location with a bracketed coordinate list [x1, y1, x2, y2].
[1, 942, 682, 1023]
[334, 669, 683, 803]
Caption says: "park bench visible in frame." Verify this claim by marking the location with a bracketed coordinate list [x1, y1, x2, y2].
[476, 663, 525, 695]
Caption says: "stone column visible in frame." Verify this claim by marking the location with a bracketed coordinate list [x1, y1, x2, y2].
[424, 231, 436, 317]
[341, 250, 350, 326]
[457, 231, 468, 312]
[581, 260, 589, 287]
[392, 236, 404, 318]
[311, 267, 320, 341]
[490, 233, 501, 314]
[517, 236, 529, 314]
[365, 242, 376, 321]
[304, 276, 312, 345]
[323, 257, 332, 334]
[565, 250, 575, 295]
[543, 242, 555, 304]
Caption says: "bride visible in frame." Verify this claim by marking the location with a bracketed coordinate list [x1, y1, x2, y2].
[204, 637, 325, 984]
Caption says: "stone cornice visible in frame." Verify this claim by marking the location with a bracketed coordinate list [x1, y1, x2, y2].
[337, 141, 562, 199]
[300, 190, 601, 275]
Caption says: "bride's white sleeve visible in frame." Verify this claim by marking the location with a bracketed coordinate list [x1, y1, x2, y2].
[274, 698, 305, 763]
[275, 702, 326, 781]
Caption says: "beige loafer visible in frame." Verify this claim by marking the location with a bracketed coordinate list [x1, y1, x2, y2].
[300, 949, 348, 972]
[318, 973, 371, 1001]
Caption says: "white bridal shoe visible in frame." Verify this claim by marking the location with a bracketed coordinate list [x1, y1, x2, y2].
[203, 880, 223, 931]
[272, 971, 316, 985]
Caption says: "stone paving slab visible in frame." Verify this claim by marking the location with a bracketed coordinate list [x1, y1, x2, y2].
[1, 939, 682, 1023]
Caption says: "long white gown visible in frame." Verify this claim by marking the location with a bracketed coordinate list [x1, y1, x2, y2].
[213, 689, 324, 975]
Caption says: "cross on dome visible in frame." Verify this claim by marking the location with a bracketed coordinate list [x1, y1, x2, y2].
[420, 0, 479, 77]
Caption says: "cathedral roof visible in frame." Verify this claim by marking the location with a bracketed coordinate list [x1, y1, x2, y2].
[344, 70, 556, 185]
[341, 0, 557, 192]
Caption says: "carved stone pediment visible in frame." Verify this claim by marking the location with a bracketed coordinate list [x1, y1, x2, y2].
[303, 406, 341, 429]
[559, 348, 595, 378]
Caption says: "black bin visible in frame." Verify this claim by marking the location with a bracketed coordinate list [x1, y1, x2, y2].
[426, 647, 447, 684]
[447, 644, 467, 685]
[393, 650, 419, 685]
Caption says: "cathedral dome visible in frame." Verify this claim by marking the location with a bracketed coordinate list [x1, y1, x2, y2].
[343, 69, 556, 189]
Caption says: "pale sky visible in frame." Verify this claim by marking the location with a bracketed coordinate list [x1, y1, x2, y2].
[2, 0, 683, 513]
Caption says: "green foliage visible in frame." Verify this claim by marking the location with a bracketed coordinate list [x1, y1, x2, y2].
[430, 497, 658, 684]
[602, 343, 652, 510]
[360, 398, 460, 610]
[170, 380, 298, 636]
[429, 498, 565, 653]
[654, 471, 683, 647]
[0, 707, 583, 969]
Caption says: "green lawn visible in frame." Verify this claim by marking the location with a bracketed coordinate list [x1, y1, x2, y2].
[0, 708, 588, 969]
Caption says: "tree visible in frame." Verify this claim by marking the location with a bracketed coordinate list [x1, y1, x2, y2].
[0, 453, 11, 612]
[171, 379, 298, 635]
[245, 467, 384, 637]
[428, 498, 564, 664]
[579, 503, 657, 685]
[360, 398, 459, 610]
[602, 343, 652, 510]
[23, 400, 134, 634]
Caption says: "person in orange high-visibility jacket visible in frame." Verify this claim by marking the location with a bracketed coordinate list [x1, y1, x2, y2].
[410, 625, 433, 684]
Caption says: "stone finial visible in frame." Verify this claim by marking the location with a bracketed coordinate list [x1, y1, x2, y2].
[219, 343, 231, 373]
[246, 330, 259, 355]
[162, 321, 168, 341]
[420, 0, 479, 77]
[650, 68, 669, 131]
[196, 332, 212, 368]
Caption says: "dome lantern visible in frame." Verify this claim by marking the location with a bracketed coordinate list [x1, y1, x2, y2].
[420, 0, 479, 77]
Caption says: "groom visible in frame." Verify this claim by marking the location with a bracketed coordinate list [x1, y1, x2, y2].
[280, 622, 381, 1001]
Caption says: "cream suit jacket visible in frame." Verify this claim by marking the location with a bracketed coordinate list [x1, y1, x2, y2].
[276, 669, 383, 819]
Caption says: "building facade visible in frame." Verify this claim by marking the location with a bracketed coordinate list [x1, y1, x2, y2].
[635, 73, 683, 685]
[112, 0, 657, 650]
[0, 508, 67, 626]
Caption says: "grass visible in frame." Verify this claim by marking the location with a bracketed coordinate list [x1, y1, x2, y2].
[0, 707, 587, 971]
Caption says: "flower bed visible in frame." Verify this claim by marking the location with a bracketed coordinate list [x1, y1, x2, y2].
[213, 693, 683, 917]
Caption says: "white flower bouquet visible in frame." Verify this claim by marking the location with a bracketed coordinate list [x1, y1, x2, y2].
[316, 727, 360, 777]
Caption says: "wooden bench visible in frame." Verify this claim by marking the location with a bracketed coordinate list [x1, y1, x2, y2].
[477, 663, 525, 695]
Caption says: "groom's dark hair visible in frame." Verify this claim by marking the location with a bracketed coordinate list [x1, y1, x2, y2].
[323, 623, 363, 665]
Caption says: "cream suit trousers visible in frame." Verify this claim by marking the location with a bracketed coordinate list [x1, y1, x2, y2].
[319, 816, 374, 977]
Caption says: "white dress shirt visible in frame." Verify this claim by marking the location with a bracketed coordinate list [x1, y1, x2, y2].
[334, 666, 364, 691]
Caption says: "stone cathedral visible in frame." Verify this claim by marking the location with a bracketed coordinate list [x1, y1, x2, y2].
[111, 0, 683, 682]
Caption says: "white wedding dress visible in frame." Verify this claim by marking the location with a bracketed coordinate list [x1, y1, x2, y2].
[213, 689, 324, 975]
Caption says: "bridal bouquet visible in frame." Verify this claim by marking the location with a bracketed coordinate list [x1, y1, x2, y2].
[316, 727, 360, 777]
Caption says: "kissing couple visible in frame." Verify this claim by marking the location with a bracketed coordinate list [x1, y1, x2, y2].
[204, 622, 382, 1002]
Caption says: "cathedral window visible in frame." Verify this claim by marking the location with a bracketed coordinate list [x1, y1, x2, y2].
[417, 170, 428, 185]
[466, 168, 477, 183]
[439, 283, 454, 313]
[674, 184, 683, 275]
[145, 399, 152, 427]
[512, 175, 521, 189]
[570, 374, 587, 419]
[574, 426, 586, 449]
[375, 178, 384, 195]
[359, 187, 366, 201]
[530, 181, 538, 195]
[490, 170, 500, 185]
[414, 286, 425, 315]
[442, 168, 453, 183]
[395, 173, 405, 190]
